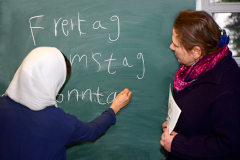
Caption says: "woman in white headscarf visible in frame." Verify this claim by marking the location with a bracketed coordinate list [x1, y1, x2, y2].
[0, 47, 132, 160]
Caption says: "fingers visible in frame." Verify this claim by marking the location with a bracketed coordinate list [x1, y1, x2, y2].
[127, 89, 132, 98]
[110, 88, 132, 114]
[170, 131, 178, 137]
[119, 88, 131, 97]
[123, 88, 132, 97]
[160, 139, 164, 146]
[122, 88, 129, 93]
[162, 120, 167, 132]
[162, 121, 167, 128]
[160, 128, 169, 147]
[160, 128, 172, 152]
[165, 128, 169, 135]
[121, 88, 132, 100]
[160, 136, 164, 146]
[124, 88, 129, 92]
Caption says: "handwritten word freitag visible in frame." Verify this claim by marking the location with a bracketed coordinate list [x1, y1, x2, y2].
[29, 14, 120, 45]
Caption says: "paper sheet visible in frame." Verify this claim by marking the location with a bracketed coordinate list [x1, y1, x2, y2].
[167, 84, 181, 134]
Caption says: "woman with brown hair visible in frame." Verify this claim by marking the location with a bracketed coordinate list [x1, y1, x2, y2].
[160, 10, 240, 160]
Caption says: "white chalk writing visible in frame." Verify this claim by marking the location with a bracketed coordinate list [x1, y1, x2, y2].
[56, 87, 117, 104]
[29, 15, 44, 45]
[28, 14, 145, 105]
[29, 13, 120, 45]
[137, 52, 145, 79]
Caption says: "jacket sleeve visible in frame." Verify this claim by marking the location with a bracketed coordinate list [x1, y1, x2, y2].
[67, 108, 116, 145]
[170, 92, 240, 160]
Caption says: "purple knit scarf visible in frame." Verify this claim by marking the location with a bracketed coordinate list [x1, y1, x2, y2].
[173, 45, 229, 91]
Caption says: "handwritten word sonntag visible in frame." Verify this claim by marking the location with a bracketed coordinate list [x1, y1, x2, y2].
[29, 14, 120, 45]
[57, 87, 117, 105]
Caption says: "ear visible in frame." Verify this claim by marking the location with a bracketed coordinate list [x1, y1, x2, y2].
[192, 46, 202, 60]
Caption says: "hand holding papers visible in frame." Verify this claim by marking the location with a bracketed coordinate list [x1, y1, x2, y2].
[167, 84, 181, 134]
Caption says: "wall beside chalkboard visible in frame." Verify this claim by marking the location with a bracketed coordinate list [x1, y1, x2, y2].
[0, 0, 195, 159]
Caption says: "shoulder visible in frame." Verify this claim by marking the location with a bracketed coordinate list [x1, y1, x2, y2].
[183, 55, 240, 100]
[219, 57, 240, 90]
[43, 106, 79, 125]
[205, 55, 240, 100]
[203, 54, 240, 87]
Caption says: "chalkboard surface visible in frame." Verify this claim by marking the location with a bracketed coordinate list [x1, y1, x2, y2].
[0, 0, 195, 159]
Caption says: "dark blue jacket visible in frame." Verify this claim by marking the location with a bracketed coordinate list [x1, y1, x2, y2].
[0, 97, 116, 160]
[167, 53, 240, 160]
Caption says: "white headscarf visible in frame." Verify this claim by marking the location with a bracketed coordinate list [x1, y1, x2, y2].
[5, 47, 66, 111]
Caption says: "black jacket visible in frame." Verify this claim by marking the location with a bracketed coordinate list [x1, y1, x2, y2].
[167, 53, 240, 160]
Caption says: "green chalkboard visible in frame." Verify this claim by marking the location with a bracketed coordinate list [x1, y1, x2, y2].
[0, 0, 195, 159]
